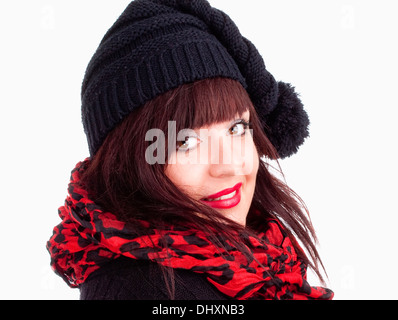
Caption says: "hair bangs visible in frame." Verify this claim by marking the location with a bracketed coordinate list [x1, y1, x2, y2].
[166, 77, 252, 132]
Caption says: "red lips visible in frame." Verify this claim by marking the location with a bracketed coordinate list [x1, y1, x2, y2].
[201, 183, 242, 209]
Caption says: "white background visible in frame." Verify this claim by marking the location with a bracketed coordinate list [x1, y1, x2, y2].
[1, 0, 397, 300]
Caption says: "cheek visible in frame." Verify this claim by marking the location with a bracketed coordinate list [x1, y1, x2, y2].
[243, 146, 258, 206]
[252, 146, 259, 177]
[165, 162, 205, 196]
[242, 137, 259, 179]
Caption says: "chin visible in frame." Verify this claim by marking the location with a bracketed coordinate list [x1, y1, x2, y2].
[221, 205, 249, 226]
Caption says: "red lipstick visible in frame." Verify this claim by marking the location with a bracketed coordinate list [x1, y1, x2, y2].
[201, 183, 242, 209]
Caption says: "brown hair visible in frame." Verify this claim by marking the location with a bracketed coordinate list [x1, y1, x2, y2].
[80, 77, 326, 296]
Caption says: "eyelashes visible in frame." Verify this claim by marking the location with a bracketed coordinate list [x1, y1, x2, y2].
[176, 135, 202, 152]
[176, 119, 252, 152]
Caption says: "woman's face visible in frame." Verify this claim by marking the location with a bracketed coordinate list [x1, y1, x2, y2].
[165, 110, 259, 226]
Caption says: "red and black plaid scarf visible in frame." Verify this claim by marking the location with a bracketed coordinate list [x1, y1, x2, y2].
[47, 159, 333, 300]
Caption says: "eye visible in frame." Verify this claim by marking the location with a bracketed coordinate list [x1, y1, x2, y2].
[177, 136, 201, 152]
[229, 120, 250, 136]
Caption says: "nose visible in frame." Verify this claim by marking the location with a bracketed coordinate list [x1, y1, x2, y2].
[208, 135, 246, 177]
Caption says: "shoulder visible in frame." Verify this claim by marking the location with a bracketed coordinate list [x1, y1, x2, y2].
[79, 256, 229, 300]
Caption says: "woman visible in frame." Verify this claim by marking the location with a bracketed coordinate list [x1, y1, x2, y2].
[47, 0, 333, 300]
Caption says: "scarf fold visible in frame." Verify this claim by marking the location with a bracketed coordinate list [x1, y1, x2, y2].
[47, 159, 333, 300]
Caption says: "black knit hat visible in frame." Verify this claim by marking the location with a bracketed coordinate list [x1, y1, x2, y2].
[81, 0, 309, 158]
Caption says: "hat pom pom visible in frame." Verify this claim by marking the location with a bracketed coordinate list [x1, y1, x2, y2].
[265, 82, 310, 159]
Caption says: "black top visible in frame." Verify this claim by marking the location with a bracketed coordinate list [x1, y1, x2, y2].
[79, 257, 229, 300]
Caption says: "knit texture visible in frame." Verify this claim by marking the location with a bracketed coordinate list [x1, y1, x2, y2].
[80, 257, 229, 300]
[81, 0, 309, 158]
